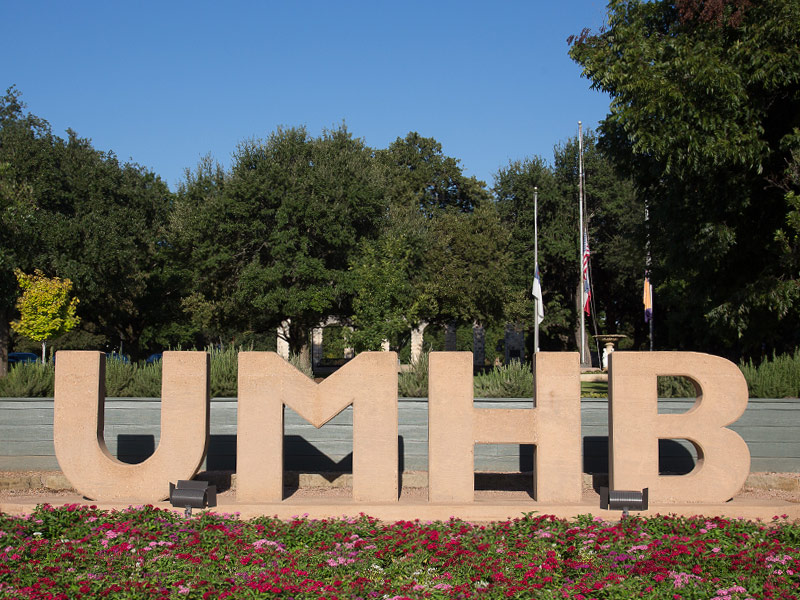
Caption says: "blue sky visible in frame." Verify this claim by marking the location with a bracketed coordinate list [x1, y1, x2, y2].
[2, 1, 610, 191]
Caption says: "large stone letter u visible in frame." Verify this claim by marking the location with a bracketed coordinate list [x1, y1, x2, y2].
[54, 351, 210, 502]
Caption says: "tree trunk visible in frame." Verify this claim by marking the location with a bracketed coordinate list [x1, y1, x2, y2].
[288, 322, 310, 364]
[444, 323, 457, 351]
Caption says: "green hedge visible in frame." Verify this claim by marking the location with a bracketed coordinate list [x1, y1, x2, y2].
[740, 349, 800, 399]
[2, 348, 798, 398]
[0, 346, 312, 398]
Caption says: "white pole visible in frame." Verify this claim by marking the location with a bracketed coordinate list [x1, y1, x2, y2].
[578, 122, 586, 366]
[534, 187, 539, 354]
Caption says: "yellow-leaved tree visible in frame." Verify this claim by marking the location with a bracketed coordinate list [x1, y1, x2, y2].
[11, 269, 80, 362]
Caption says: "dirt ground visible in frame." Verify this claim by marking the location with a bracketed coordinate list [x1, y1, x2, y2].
[2, 471, 799, 504]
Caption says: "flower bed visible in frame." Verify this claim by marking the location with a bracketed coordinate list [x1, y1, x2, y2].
[1, 505, 798, 599]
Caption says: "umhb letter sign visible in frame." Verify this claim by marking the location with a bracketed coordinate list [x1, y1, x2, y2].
[53, 351, 750, 504]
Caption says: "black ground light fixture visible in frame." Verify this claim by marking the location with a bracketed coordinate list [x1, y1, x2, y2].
[169, 480, 217, 517]
[600, 487, 649, 518]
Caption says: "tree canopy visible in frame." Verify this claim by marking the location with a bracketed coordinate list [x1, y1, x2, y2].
[172, 125, 387, 355]
[0, 86, 172, 368]
[570, 0, 800, 359]
[11, 268, 79, 361]
[5, 44, 798, 371]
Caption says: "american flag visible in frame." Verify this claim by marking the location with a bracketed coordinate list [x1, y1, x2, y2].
[582, 231, 591, 315]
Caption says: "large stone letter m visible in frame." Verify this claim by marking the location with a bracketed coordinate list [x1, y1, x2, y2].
[237, 352, 399, 502]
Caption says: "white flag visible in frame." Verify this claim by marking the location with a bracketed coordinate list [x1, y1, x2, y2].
[532, 264, 544, 325]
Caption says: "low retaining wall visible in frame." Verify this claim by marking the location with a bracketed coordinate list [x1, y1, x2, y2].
[1, 397, 797, 473]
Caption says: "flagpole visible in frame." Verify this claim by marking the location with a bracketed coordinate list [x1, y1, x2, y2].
[534, 187, 539, 354]
[578, 124, 585, 365]
[645, 201, 654, 351]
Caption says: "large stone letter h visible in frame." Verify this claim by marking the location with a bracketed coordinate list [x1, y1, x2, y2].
[237, 352, 399, 503]
[428, 352, 582, 503]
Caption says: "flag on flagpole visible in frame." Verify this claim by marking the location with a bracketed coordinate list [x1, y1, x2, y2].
[643, 276, 653, 322]
[532, 264, 544, 324]
[582, 231, 591, 315]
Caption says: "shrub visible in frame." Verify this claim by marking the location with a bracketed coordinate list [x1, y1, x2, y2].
[398, 351, 429, 397]
[126, 360, 163, 397]
[0, 362, 54, 397]
[288, 352, 313, 379]
[209, 345, 238, 397]
[473, 360, 533, 398]
[740, 349, 800, 398]
[104, 356, 137, 396]
[657, 376, 697, 398]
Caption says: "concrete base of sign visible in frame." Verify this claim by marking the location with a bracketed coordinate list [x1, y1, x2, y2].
[2, 495, 798, 522]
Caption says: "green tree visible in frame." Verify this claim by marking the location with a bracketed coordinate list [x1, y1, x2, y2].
[495, 156, 574, 349]
[552, 133, 645, 349]
[172, 125, 385, 356]
[349, 133, 510, 347]
[347, 225, 425, 352]
[422, 203, 511, 331]
[0, 87, 48, 374]
[0, 163, 37, 374]
[377, 132, 488, 215]
[569, 0, 800, 359]
[494, 134, 642, 354]
[165, 155, 230, 347]
[0, 87, 174, 360]
[11, 269, 80, 361]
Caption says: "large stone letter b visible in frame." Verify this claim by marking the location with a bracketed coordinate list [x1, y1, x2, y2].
[608, 351, 750, 503]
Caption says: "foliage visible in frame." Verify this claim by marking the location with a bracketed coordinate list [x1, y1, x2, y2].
[172, 125, 385, 357]
[398, 351, 429, 398]
[288, 351, 314, 379]
[569, 0, 800, 360]
[495, 133, 644, 355]
[495, 155, 570, 346]
[1, 506, 799, 598]
[208, 345, 238, 397]
[10, 268, 79, 360]
[473, 360, 533, 398]
[423, 323, 474, 352]
[3, 349, 793, 398]
[0, 360, 54, 397]
[740, 349, 800, 399]
[0, 159, 37, 375]
[553, 134, 645, 348]
[0, 347, 313, 397]
[377, 131, 488, 215]
[347, 221, 426, 352]
[422, 204, 511, 329]
[125, 359, 164, 397]
[657, 376, 698, 398]
[0, 87, 174, 364]
[350, 134, 508, 349]
[103, 354, 139, 397]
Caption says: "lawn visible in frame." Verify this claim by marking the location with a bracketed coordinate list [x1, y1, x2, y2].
[1, 504, 798, 599]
